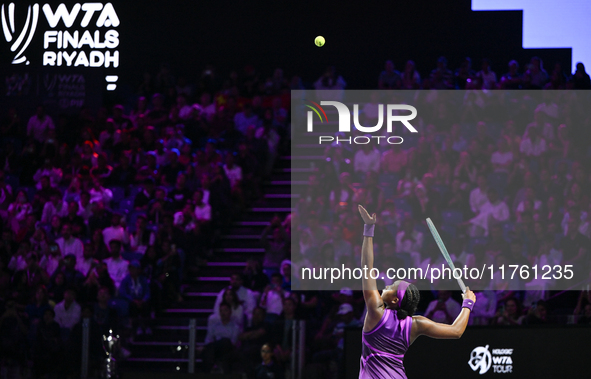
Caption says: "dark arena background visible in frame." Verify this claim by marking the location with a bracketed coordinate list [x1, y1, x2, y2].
[1, 0, 591, 378]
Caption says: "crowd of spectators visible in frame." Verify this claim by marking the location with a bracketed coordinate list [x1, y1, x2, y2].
[0, 63, 289, 377]
[196, 57, 591, 378]
[1, 55, 591, 378]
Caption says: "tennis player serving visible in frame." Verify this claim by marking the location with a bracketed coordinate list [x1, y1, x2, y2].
[357, 205, 476, 379]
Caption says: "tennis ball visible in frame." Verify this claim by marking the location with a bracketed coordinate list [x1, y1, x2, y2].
[315, 36, 325, 47]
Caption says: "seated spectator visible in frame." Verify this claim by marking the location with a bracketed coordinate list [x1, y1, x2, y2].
[43, 215, 61, 243]
[56, 224, 83, 260]
[90, 152, 113, 180]
[331, 226, 354, 265]
[268, 297, 298, 365]
[130, 214, 155, 254]
[26, 285, 51, 326]
[33, 159, 63, 190]
[395, 217, 423, 255]
[54, 288, 82, 337]
[430, 150, 451, 185]
[134, 178, 156, 211]
[52, 254, 85, 289]
[396, 168, 416, 198]
[29, 225, 49, 256]
[80, 263, 116, 305]
[8, 242, 31, 272]
[442, 124, 467, 156]
[469, 174, 489, 216]
[424, 290, 461, 324]
[41, 190, 68, 224]
[243, 259, 270, 295]
[571, 62, 591, 88]
[234, 103, 260, 135]
[469, 275, 497, 325]
[400, 60, 421, 89]
[66, 305, 106, 375]
[519, 125, 546, 157]
[76, 242, 99, 277]
[475, 58, 497, 89]
[328, 172, 354, 213]
[119, 260, 152, 335]
[90, 229, 109, 261]
[48, 271, 67, 304]
[62, 201, 87, 237]
[89, 178, 113, 207]
[40, 242, 61, 277]
[168, 172, 192, 211]
[260, 216, 290, 275]
[381, 143, 408, 175]
[494, 297, 526, 326]
[430, 56, 453, 89]
[279, 260, 292, 292]
[35, 175, 55, 205]
[464, 189, 510, 237]
[576, 303, 591, 324]
[453, 151, 477, 187]
[109, 154, 137, 187]
[213, 287, 245, 330]
[525, 300, 551, 325]
[103, 239, 129, 289]
[34, 308, 63, 377]
[93, 286, 119, 334]
[523, 109, 555, 142]
[353, 143, 380, 178]
[352, 171, 384, 213]
[223, 153, 243, 190]
[202, 302, 241, 373]
[7, 190, 33, 233]
[102, 213, 130, 248]
[499, 60, 522, 89]
[491, 137, 513, 173]
[214, 274, 256, 325]
[174, 200, 198, 232]
[408, 183, 439, 222]
[77, 191, 93, 221]
[160, 148, 186, 186]
[147, 187, 173, 224]
[239, 307, 269, 367]
[378, 60, 401, 89]
[259, 273, 286, 323]
[523, 56, 548, 89]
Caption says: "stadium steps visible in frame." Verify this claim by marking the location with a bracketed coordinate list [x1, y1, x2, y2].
[120, 155, 292, 374]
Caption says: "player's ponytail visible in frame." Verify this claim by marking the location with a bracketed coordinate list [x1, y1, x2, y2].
[397, 283, 420, 319]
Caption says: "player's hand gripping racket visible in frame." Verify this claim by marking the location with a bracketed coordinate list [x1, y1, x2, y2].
[426, 218, 467, 294]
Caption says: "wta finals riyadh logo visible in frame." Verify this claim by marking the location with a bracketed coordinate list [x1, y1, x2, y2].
[304, 99, 418, 145]
[1, 3, 39, 64]
[1, 2, 120, 68]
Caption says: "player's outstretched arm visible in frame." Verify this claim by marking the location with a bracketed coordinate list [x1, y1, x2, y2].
[358, 205, 382, 327]
[410, 287, 476, 343]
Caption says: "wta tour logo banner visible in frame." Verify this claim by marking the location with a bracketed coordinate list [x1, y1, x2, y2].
[469, 345, 514, 375]
[289, 90, 591, 292]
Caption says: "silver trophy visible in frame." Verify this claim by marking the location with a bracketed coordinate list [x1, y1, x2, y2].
[101, 329, 120, 378]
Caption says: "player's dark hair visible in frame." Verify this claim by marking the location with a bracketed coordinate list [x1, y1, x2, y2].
[397, 283, 420, 319]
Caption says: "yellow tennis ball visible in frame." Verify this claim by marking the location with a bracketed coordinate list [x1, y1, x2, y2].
[315, 36, 325, 47]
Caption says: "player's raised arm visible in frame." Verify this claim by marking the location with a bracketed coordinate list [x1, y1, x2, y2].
[358, 205, 382, 317]
[410, 287, 476, 343]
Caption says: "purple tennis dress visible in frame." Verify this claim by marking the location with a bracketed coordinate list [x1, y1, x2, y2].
[359, 308, 412, 379]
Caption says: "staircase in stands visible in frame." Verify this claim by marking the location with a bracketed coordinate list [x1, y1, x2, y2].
[119, 153, 309, 374]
